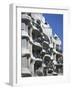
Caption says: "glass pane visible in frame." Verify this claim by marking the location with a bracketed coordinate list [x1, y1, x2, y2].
[21, 23, 25, 30]
[21, 57, 27, 68]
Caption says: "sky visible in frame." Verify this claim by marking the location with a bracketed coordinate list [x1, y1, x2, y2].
[43, 14, 63, 49]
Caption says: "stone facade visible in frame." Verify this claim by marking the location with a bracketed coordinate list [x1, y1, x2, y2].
[21, 13, 63, 77]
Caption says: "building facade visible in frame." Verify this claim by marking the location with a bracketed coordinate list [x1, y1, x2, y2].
[21, 13, 63, 77]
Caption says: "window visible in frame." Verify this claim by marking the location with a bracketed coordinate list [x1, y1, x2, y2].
[21, 56, 29, 68]
[21, 23, 25, 30]
[21, 22, 28, 33]
[22, 39, 29, 49]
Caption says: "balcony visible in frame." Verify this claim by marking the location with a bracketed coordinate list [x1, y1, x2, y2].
[32, 25, 42, 37]
[43, 54, 51, 59]
[56, 47, 62, 53]
[21, 68, 32, 77]
[31, 20, 42, 32]
[33, 41, 42, 48]
[31, 55, 42, 62]
[42, 43, 49, 52]
[21, 14, 31, 25]
[53, 48, 62, 55]
[34, 42, 42, 48]
[33, 37, 42, 44]
[32, 24, 39, 31]
[42, 33, 50, 42]
[43, 40, 49, 46]
[22, 48, 30, 57]
[43, 54, 51, 66]
[29, 36, 42, 48]
[21, 14, 31, 20]
[21, 31, 29, 39]
[41, 49, 46, 53]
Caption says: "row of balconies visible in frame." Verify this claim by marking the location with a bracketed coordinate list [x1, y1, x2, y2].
[21, 27, 62, 51]
[21, 13, 62, 60]
[21, 31, 62, 57]
[21, 13, 62, 46]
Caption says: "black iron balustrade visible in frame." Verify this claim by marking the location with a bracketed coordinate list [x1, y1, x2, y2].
[32, 20, 42, 32]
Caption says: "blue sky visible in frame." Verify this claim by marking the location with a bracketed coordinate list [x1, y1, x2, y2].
[43, 14, 63, 49]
